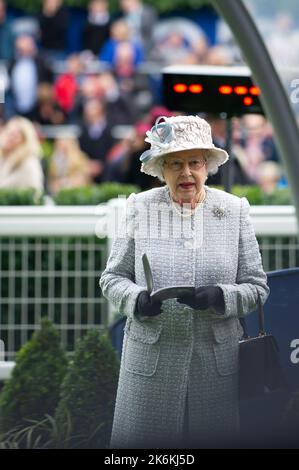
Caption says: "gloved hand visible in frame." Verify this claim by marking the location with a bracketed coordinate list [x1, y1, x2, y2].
[134, 291, 163, 318]
[177, 286, 225, 315]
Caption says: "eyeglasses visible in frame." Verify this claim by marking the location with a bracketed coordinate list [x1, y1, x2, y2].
[163, 158, 206, 172]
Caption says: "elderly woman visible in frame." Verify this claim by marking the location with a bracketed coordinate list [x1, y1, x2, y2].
[0, 117, 44, 191]
[100, 115, 269, 448]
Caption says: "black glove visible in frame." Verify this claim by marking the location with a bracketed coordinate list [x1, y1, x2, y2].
[177, 286, 225, 314]
[134, 291, 163, 318]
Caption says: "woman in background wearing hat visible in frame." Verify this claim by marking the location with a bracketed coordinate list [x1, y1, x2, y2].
[100, 114, 269, 448]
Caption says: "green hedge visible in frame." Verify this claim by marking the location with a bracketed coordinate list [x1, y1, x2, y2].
[52, 183, 293, 206]
[0, 318, 68, 444]
[0, 322, 119, 449]
[54, 330, 119, 449]
[213, 185, 292, 206]
[9, 0, 208, 14]
[0, 189, 44, 206]
[53, 183, 140, 205]
[0, 184, 292, 205]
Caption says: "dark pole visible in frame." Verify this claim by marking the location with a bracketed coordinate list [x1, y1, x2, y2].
[211, 0, 299, 232]
[222, 117, 234, 193]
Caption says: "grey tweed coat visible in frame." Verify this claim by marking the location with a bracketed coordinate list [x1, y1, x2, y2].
[100, 185, 269, 448]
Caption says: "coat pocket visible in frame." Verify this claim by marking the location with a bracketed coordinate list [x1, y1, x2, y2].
[123, 318, 162, 376]
[212, 321, 239, 377]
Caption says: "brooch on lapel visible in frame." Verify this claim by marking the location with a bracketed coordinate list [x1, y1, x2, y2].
[212, 205, 230, 219]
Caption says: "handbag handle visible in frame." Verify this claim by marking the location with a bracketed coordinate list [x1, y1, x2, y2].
[239, 291, 266, 339]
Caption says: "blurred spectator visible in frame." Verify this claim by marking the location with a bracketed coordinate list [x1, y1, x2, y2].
[205, 45, 232, 66]
[78, 98, 115, 182]
[0, 0, 14, 61]
[34, 83, 66, 125]
[205, 114, 253, 186]
[48, 136, 91, 193]
[113, 40, 137, 80]
[38, 0, 69, 61]
[148, 31, 193, 66]
[99, 19, 144, 68]
[215, 19, 243, 64]
[256, 161, 283, 194]
[97, 71, 138, 125]
[104, 106, 174, 188]
[266, 12, 299, 68]
[183, 36, 209, 65]
[9, 34, 53, 119]
[119, 0, 157, 55]
[74, 74, 103, 122]
[54, 54, 82, 117]
[236, 114, 279, 182]
[80, 75, 103, 102]
[121, 121, 161, 189]
[82, 0, 112, 56]
[261, 121, 280, 163]
[0, 116, 44, 191]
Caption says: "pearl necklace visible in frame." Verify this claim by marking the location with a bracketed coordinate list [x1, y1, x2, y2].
[172, 188, 206, 218]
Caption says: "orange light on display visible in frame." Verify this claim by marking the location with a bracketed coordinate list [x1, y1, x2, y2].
[243, 96, 253, 106]
[173, 83, 188, 93]
[189, 84, 203, 94]
[250, 86, 261, 95]
[219, 85, 233, 95]
[234, 86, 248, 95]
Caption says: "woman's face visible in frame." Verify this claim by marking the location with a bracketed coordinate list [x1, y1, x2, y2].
[0, 124, 24, 154]
[163, 150, 208, 204]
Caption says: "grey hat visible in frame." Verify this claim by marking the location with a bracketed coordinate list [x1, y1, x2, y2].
[140, 115, 229, 180]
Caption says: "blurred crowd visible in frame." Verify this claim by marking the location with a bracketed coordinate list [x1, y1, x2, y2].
[0, 0, 290, 197]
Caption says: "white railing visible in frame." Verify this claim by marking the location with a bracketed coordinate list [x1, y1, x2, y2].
[0, 202, 298, 377]
[0, 205, 101, 236]
[0, 203, 297, 237]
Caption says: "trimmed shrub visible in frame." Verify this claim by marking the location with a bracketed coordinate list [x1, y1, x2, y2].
[262, 188, 292, 205]
[53, 183, 140, 205]
[0, 318, 68, 439]
[0, 188, 44, 205]
[54, 330, 119, 449]
[210, 185, 292, 205]
[230, 185, 264, 205]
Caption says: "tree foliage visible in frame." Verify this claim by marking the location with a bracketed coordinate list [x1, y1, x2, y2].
[0, 318, 68, 439]
[54, 329, 119, 448]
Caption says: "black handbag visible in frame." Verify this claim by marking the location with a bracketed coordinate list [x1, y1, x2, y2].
[239, 294, 287, 400]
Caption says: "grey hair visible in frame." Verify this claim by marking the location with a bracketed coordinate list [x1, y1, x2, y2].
[157, 151, 220, 182]
[205, 150, 221, 175]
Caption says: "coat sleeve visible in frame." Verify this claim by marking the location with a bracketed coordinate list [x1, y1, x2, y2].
[216, 197, 270, 318]
[99, 193, 145, 318]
